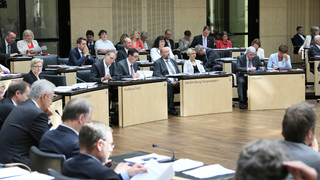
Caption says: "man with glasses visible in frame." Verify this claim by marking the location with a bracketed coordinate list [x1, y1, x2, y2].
[62, 121, 147, 180]
[0, 30, 21, 66]
[115, 48, 140, 79]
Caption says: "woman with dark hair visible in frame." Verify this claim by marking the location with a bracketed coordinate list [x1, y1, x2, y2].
[178, 30, 193, 59]
[267, 44, 292, 70]
[150, 36, 177, 62]
[251, 38, 265, 59]
[216, 31, 232, 49]
[298, 26, 319, 56]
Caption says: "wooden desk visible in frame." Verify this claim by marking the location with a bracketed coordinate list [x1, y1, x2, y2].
[109, 78, 167, 127]
[247, 70, 305, 110]
[51, 95, 63, 128]
[217, 58, 237, 73]
[8, 57, 33, 73]
[137, 59, 186, 72]
[305, 48, 314, 84]
[45, 65, 92, 85]
[55, 85, 109, 125]
[313, 56, 320, 96]
[215, 48, 246, 58]
[0, 74, 25, 91]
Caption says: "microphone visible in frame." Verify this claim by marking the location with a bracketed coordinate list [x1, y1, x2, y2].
[75, 77, 88, 89]
[55, 110, 61, 117]
[152, 144, 175, 162]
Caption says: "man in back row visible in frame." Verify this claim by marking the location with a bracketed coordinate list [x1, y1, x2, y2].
[68, 37, 96, 66]
[191, 26, 215, 49]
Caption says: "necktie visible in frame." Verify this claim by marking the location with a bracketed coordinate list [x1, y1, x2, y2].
[81, 51, 84, 57]
[166, 60, 177, 81]
[130, 65, 134, 75]
[7, 44, 11, 54]
[248, 60, 252, 68]
[203, 38, 207, 48]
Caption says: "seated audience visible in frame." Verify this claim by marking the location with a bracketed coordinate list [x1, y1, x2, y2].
[68, 37, 96, 66]
[178, 30, 193, 59]
[116, 37, 132, 63]
[140, 31, 151, 50]
[310, 35, 320, 58]
[164, 29, 175, 50]
[0, 30, 21, 64]
[191, 26, 215, 48]
[251, 38, 265, 59]
[216, 31, 232, 49]
[115, 33, 129, 51]
[0, 81, 30, 130]
[115, 48, 140, 79]
[267, 44, 292, 70]
[299, 26, 319, 56]
[17, 29, 39, 54]
[0, 82, 5, 100]
[151, 36, 177, 62]
[293, 26, 306, 54]
[94, 30, 116, 56]
[23, 58, 44, 85]
[39, 97, 93, 159]
[278, 102, 320, 177]
[194, 45, 222, 71]
[236, 46, 264, 109]
[0, 79, 55, 165]
[86, 30, 96, 57]
[130, 29, 145, 51]
[90, 50, 117, 83]
[62, 121, 148, 180]
[183, 48, 205, 74]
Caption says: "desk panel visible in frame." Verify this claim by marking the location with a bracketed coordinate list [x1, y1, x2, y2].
[61, 72, 77, 85]
[51, 98, 63, 128]
[314, 61, 320, 96]
[10, 60, 31, 74]
[248, 74, 305, 110]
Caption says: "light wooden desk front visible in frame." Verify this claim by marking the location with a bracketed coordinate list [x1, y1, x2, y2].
[109, 79, 168, 127]
[9, 57, 33, 73]
[51, 95, 63, 128]
[247, 71, 305, 110]
[0, 74, 25, 91]
[45, 66, 91, 86]
[312, 57, 320, 96]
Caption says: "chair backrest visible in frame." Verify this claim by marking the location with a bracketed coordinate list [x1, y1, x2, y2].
[34, 55, 58, 69]
[30, 146, 66, 174]
[58, 58, 69, 65]
[76, 70, 91, 82]
[47, 168, 94, 180]
[42, 74, 67, 86]
[116, 44, 124, 51]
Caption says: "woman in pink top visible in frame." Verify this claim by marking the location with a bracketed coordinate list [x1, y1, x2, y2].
[216, 31, 232, 49]
[130, 29, 145, 51]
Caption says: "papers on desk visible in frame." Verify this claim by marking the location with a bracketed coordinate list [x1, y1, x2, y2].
[0, 73, 21, 77]
[124, 153, 172, 164]
[137, 70, 153, 78]
[72, 82, 97, 89]
[0, 167, 54, 179]
[131, 159, 174, 180]
[168, 158, 204, 172]
[54, 83, 97, 92]
[182, 164, 235, 179]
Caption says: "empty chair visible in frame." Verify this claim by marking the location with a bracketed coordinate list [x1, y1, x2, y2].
[58, 58, 69, 65]
[76, 70, 90, 82]
[42, 74, 67, 86]
[30, 146, 66, 174]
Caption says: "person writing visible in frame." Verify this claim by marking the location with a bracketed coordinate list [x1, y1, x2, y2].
[267, 44, 292, 70]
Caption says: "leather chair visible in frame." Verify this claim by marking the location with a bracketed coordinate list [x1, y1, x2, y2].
[76, 70, 91, 82]
[58, 58, 69, 65]
[42, 74, 67, 86]
[30, 146, 66, 174]
[47, 168, 94, 180]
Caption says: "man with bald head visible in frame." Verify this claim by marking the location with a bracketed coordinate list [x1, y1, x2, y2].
[116, 37, 132, 63]
[0, 30, 21, 66]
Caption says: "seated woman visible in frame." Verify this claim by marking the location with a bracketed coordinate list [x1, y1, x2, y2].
[17, 29, 40, 54]
[130, 29, 145, 51]
[23, 58, 43, 85]
[150, 36, 177, 62]
[267, 44, 292, 70]
[183, 48, 205, 74]
[216, 31, 232, 49]
[178, 30, 193, 59]
[298, 26, 319, 56]
[251, 38, 265, 59]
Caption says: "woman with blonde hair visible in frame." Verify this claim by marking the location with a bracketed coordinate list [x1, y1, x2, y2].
[130, 29, 145, 51]
[17, 29, 40, 54]
[183, 48, 205, 73]
[23, 58, 43, 85]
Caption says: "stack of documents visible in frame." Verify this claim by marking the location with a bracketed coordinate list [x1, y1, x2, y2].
[182, 164, 235, 179]
[0, 167, 54, 179]
[131, 159, 174, 180]
[124, 153, 172, 164]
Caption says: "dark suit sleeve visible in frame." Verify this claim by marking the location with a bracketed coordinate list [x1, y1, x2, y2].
[236, 56, 247, 72]
[205, 50, 222, 68]
[87, 55, 96, 65]
[153, 60, 171, 83]
[31, 113, 50, 144]
[190, 36, 199, 48]
[23, 73, 36, 85]
[90, 63, 102, 83]
[116, 51, 126, 63]
[12, 42, 21, 54]
[68, 49, 92, 66]
[115, 62, 132, 78]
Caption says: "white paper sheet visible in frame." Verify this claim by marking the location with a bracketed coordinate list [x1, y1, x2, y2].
[0, 167, 30, 179]
[4, 171, 54, 180]
[170, 158, 204, 172]
[124, 153, 172, 164]
[182, 164, 235, 179]
[30, 46, 47, 53]
[131, 159, 174, 180]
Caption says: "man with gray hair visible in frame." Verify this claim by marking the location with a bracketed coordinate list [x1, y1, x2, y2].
[39, 97, 93, 159]
[0, 79, 55, 165]
[63, 121, 148, 179]
[278, 102, 320, 179]
[195, 44, 222, 71]
[140, 31, 151, 50]
[236, 46, 264, 109]
[310, 35, 320, 67]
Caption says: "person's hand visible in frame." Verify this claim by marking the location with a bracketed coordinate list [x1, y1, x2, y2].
[171, 81, 179, 87]
[83, 46, 90, 56]
[114, 162, 130, 173]
[137, 47, 142, 51]
[272, 66, 279, 71]
[259, 66, 265, 71]
[174, 55, 178, 59]
[126, 163, 148, 178]
[102, 159, 113, 168]
[283, 53, 288, 61]
[249, 67, 256, 71]
[309, 137, 319, 152]
[10, 53, 18, 57]
[102, 74, 111, 81]
[132, 73, 140, 78]
[46, 106, 54, 117]
[283, 161, 317, 180]
[298, 50, 302, 56]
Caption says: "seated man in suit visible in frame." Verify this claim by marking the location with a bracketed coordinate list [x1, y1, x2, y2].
[310, 35, 320, 72]
[62, 121, 147, 180]
[153, 47, 180, 115]
[116, 37, 132, 63]
[141, 31, 151, 50]
[90, 50, 117, 83]
[190, 26, 215, 49]
[195, 45, 222, 71]
[292, 26, 306, 54]
[236, 46, 264, 109]
[86, 30, 96, 57]
[0, 81, 30, 130]
[39, 97, 93, 159]
[68, 37, 96, 66]
[278, 102, 320, 177]
[165, 29, 175, 50]
[0, 30, 22, 66]
[0, 79, 55, 165]
[115, 48, 140, 79]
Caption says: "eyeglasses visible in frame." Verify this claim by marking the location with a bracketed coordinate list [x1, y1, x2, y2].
[133, 56, 139, 59]
[102, 138, 115, 149]
[32, 66, 42, 68]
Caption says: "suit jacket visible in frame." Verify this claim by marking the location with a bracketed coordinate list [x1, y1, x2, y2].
[153, 58, 181, 83]
[190, 34, 215, 48]
[62, 153, 122, 180]
[17, 39, 39, 54]
[116, 48, 127, 63]
[90, 60, 116, 83]
[115, 59, 140, 79]
[204, 48, 222, 69]
[87, 41, 96, 56]
[0, 38, 20, 62]
[23, 70, 43, 85]
[310, 45, 320, 57]
[0, 99, 50, 165]
[39, 125, 79, 159]
[166, 39, 175, 50]
[293, 33, 305, 46]
[0, 97, 15, 130]
[178, 37, 193, 53]
[183, 59, 205, 73]
[236, 54, 263, 77]
[68, 47, 96, 66]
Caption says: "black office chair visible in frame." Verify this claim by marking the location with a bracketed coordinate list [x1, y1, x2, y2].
[76, 70, 91, 82]
[58, 58, 69, 65]
[231, 61, 239, 107]
[35, 55, 59, 75]
[30, 146, 66, 174]
[307, 49, 314, 74]
[116, 44, 125, 51]
[47, 168, 94, 180]
[291, 38, 301, 54]
[42, 74, 67, 86]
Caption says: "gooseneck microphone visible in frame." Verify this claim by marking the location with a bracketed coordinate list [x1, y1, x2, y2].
[75, 77, 88, 89]
[152, 144, 175, 162]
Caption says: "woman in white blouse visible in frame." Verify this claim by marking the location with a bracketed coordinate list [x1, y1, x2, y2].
[251, 38, 265, 59]
[298, 26, 319, 56]
[183, 48, 205, 73]
[17, 29, 39, 54]
[150, 36, 177, 62]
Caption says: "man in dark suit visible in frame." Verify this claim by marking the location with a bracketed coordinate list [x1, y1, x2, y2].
[153, 47, 181, 115]
[39, 97, 93, 159]
[0, 30, 21, 67]
[116, 37, 132, 63]
[292, 26, 306, 54]
[195, 45, 222, 71]
[0, 81, 30, 130]
[236, 46, 264, 109]
[190, 26, 215, 49]
[90, 50, 117, 83]
[115, 48, 140, 79]
[86, 30, 96, 57]
[0, 79, 56, 165]
[310, 35, 320, 72]
[62, 121, 147, 179]
[165, 29, 175, 50]
[68, 37, 96, 66]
